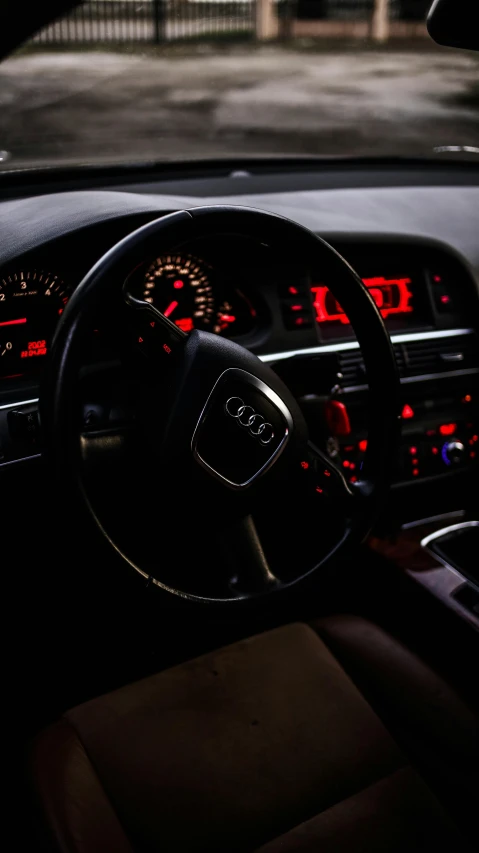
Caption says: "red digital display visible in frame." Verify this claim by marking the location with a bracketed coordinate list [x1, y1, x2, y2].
[311, 276, 413, 325]
[20, 339, 47, 358]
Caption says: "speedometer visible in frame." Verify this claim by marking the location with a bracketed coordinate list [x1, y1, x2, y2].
[140, 253, 257, 337]
[142, 254, 215, 333]
[0, 270, 72, 377]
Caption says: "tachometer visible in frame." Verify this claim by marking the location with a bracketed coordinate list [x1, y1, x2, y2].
[0, 270, 72, 377]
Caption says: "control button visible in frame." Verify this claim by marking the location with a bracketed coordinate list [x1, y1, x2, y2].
[325, 400, 351, 436]
[401, 404, 414, 419]
[431, 274, 456, 312]
[282, 303, 312, 330]
[439, 422, 457, 436]
[442, 441, 465, 466]
[279, 282, 308, 298]
[8, 408, 41, 446]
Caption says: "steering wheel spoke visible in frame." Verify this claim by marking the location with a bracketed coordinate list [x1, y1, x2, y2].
[220, 516, 280, 597]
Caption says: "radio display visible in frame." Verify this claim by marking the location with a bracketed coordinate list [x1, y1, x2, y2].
[311, 276, 414, 325]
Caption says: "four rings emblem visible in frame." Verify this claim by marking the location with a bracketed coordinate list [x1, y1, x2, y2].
[225, 397, 275, 446]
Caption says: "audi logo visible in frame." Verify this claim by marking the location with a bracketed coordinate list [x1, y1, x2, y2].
[225, 397, 275, 446]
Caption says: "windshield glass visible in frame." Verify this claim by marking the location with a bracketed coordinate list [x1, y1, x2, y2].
[1, 0, 478, 171]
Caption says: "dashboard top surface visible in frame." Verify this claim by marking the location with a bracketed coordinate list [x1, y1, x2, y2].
[0, 184, 479, 291]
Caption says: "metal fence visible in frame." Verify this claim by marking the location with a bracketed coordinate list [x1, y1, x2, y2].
[31, 0, 429, 45]
[33, 0, 258, 45]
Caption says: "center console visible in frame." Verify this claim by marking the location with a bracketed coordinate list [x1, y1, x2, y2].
[271, 240, 479, 489]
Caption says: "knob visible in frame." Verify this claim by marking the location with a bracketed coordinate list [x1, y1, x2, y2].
[442, 440, 465, 465]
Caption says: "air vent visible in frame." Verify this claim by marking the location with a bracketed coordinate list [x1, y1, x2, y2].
[338, 333, 478, 386]
[398, 336, 478, 376]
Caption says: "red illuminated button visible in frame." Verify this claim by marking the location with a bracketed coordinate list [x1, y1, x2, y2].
[439, 423, 457, 436]
[409, 446, 418, 455]
[401, 404, 414, 419]
[325, 400, 351, 436]
[358, 439, 368, 453]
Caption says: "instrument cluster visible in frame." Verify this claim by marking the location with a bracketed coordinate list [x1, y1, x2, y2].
[0, 248, 262, 382]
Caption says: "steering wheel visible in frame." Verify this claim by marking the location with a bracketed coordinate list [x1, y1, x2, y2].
[44, 206, 400, 602]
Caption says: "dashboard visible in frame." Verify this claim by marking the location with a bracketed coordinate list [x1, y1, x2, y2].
[0, 171, 478, 525]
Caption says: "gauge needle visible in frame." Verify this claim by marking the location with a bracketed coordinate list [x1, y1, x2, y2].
[164, 301, 179, 318]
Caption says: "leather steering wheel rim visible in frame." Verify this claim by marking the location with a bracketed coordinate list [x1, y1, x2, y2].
[43, 206, 400, 602]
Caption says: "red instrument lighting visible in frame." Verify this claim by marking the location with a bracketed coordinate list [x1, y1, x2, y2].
[439, 423, 457, 436]
[412, 458, 419, 465]
[350, 475, 358, 483]
[315, 486, 323, 494]
[358, 439, 368, 452]
[290, 304, 303, 312]
[323, 469, 331, 478]
[471, 451, 477, 459]
[433, 275, 442, 283]
[343, 460, 351, 468]
[294, 317, 306, 327]
[462, 395, 472, 403]
[163, 300, 178, 318]
[288, 286, 298, 295]
[412, 468, 419, 477]
[0, 317, 27, 327]
[440, 294, 450, 305]
[401, 404, 414, 419]
[431, 446, 439, 455]
[173, 280, 184, 289]
[21, 339, 47, 358]
[219, 314, 236, 324]
[175, 317, 194, 332]
[409, 446, 417, 455]
[311, 276, 413, 325]
[163, 344, 171, 354]
[300, 460, 309, 470]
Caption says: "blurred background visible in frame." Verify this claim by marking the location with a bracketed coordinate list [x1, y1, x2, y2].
[1, 0, 478, 169]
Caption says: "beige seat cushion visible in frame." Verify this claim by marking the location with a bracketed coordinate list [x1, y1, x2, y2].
[31, 621, 474, 853]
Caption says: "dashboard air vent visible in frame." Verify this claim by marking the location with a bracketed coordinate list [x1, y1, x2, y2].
[338, 333, 478, 386]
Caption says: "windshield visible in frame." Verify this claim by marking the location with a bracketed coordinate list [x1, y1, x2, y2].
[1, 0, 479, 171]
